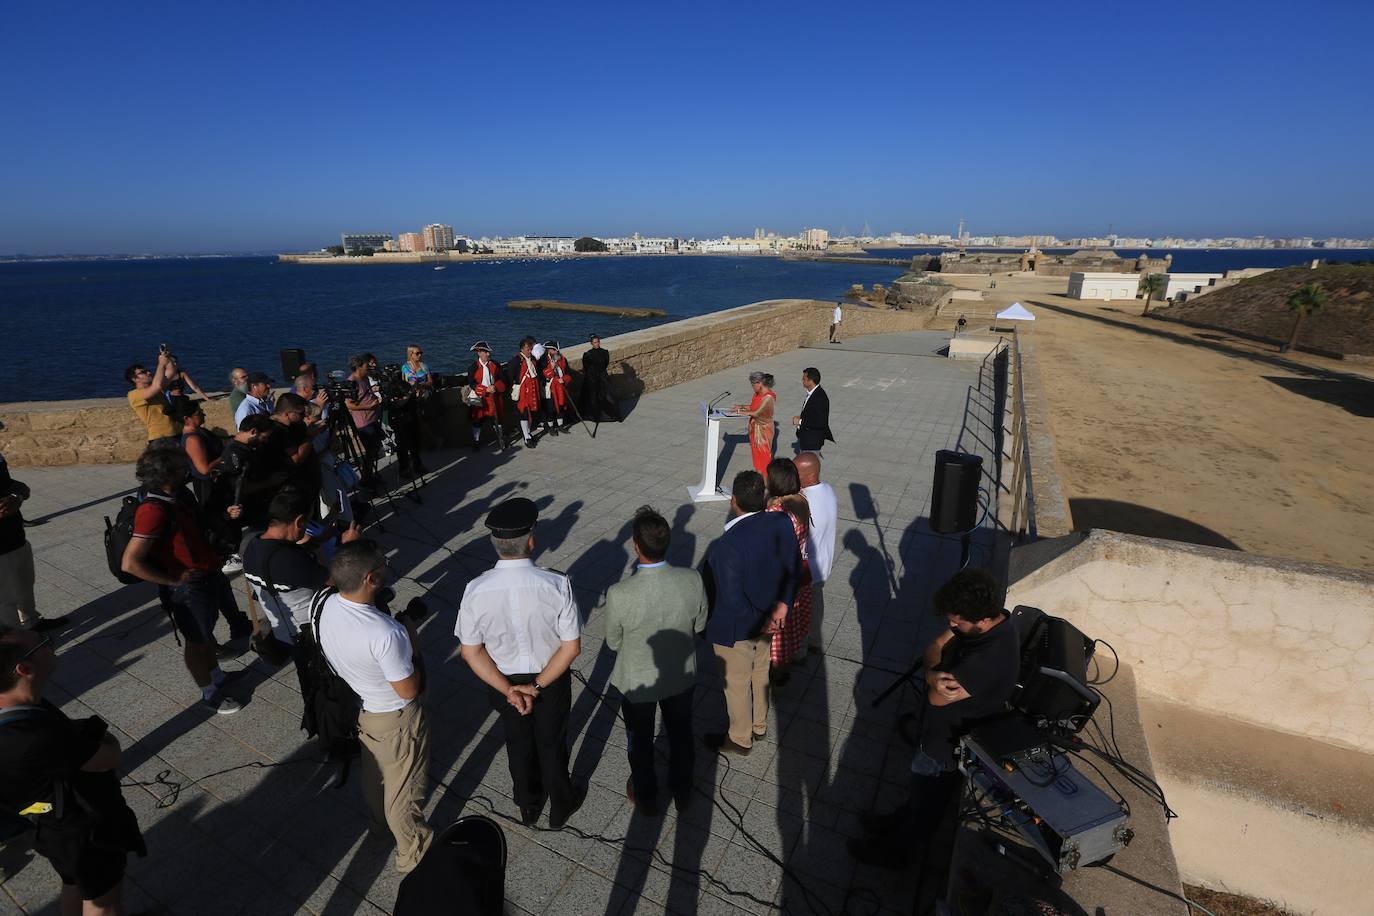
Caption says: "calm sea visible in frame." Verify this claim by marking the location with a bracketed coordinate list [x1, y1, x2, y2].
[1, 256, 904, 402]
[862, 246, 1373, 273]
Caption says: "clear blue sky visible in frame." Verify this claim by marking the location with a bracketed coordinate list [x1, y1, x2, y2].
[3, 0, 1372, 254]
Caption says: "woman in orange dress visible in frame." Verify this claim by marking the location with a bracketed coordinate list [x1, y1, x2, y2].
[733, 371, 776, 475]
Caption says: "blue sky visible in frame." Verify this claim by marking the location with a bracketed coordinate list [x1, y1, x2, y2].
[2, 0, 1372, 253]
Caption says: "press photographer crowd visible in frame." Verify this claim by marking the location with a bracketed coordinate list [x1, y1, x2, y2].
[0, 334, 1163, 916]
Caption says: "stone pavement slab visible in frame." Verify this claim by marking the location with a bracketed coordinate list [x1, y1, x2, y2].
[1, 331, 996, 915]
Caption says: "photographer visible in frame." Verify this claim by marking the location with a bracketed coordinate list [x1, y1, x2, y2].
[317, 540, 433, 873]
[124, 351, 180, 447]
[344, 355, 383, 485]
[848, 568, 1019, 868]
[217, 414, 285, 534]
[242, 490, 360, 702]
[120, 448, 250, 715]
[269, 394, 322, 491]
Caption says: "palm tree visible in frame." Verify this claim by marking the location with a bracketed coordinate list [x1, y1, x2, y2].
[1282, 282, 1328, 353]
[1139, 273, 1166, 317]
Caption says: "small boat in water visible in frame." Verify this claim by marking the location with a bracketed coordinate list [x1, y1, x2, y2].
[434, 265, 446, 271]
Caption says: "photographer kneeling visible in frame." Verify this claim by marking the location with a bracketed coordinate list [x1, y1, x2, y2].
[847, 568, 1020, 869]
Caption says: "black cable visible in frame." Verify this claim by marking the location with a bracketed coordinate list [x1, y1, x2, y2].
[1088, 639, 1120, 686]
[1064, 749, 1131, 818]
[1094, 862, 1219, 916]
[120, 756, 331, 808]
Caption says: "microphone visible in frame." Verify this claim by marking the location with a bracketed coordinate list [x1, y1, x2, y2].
[708, 391, 731, 413]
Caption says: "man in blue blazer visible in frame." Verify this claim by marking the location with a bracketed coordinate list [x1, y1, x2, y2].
[701, 470, 802, 755]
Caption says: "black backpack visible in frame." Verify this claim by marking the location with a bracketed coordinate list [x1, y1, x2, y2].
[305, 588, 362, 762]
[104, 491, 180, 586]
[103, 496, 146, 585]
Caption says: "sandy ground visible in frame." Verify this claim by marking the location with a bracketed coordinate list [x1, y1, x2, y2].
[942, 272, 1374, 571]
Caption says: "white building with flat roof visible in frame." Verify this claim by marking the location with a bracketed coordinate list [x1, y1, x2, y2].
[1159, 272, 1224, 300]
[1067, 272, 1141, 301]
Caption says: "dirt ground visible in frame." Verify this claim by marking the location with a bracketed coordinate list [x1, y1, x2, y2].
[942, 273, 1374, 571]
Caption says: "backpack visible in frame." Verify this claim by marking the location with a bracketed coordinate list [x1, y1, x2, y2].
[103, 496, 146, 585]
[304, 588, 362, 762]
[0, 706, 46, 842]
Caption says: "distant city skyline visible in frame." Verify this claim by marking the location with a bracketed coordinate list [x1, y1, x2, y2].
[3, 1, 1373, 255]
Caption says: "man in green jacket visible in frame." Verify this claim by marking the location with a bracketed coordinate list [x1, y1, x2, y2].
[604, 506, 708, 816]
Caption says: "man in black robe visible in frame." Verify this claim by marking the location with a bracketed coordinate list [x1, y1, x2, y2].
[577, 335, 621, 422]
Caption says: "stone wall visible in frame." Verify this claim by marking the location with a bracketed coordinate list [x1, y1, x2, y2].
[0, 299, 931, 467]
[1007, 529, 1374, 753]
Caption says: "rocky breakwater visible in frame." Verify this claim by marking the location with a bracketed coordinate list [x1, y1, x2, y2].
[0, 396, 236, 467]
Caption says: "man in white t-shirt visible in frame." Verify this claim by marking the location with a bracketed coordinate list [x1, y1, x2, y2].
[830, 303, 843, 343]
[796, 452, 837, 653]
[317, 540, 432, 873]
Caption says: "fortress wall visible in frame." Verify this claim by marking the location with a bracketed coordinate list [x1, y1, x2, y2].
[1, 300, 930, 467]
[1007, 529, 1374, 753]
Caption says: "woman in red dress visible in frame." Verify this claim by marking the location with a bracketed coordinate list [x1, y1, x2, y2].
[733, 371, 776, 476]
[765, 457, 812, 685]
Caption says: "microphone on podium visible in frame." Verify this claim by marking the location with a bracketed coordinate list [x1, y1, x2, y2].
[708, 391, 731, 412]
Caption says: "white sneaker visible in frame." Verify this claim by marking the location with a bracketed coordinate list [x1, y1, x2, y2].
[221, 555, 243, 574]
[200, 692, 242, 715]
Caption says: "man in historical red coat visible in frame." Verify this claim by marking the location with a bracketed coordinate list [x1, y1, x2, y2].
[540, 340, 574, 437]
[466, 341, 507, 451]
[506, 336, 542, 449]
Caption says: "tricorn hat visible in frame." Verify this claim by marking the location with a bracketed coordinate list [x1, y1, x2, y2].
[470, 341, 491, 353]
[542, 340, 560, 350]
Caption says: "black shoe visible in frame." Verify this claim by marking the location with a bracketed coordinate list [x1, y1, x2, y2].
[549, 786, 586, 829]
[673, 791, 693, 814]
[519, 805, 541, 826]
[524, 437, 536, 449]
[30, 616, 71, 633]
[470, 439, 482, 451]
[847, 834, 910, 869]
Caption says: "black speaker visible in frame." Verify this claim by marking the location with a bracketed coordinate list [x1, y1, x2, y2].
[930, 450, 982, 534]
[279, 348, 306, 381]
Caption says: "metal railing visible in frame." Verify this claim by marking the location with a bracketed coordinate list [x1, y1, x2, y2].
[1005, 328, 1036, 540]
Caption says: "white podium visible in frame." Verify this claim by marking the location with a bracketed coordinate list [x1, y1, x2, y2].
[686, 401, 745, 503]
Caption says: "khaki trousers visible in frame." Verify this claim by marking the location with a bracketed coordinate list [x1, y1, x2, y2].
[714, 636, 770, 748]
[0, 542, 38, 629]
[358, 700, 434, 873]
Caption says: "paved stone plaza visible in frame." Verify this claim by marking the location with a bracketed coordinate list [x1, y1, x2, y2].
[0, 331, 997, 916]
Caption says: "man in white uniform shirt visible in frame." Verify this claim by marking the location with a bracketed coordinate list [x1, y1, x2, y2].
[317, 540, 432, 873]
[796, 452, 837, 654]
[457, 498, 584, 828]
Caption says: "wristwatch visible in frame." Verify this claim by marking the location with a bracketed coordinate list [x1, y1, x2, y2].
[532, 681, 543, 693]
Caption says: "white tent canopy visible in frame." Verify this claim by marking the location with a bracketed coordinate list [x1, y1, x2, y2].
[996, 302, 1035, 321]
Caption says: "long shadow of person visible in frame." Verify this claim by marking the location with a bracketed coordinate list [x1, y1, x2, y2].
[602, 627, 710, 915]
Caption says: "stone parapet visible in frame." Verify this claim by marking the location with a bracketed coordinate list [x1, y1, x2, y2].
[1, 299, 931, 467]
[0, 395, 237, 467]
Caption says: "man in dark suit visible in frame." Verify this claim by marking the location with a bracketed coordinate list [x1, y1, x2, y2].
[791, 367, 834, 454]
[700, 470, 802, 755]
[578, 334, 621, 422]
